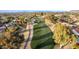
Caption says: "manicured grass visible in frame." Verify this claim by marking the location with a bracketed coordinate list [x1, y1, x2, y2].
[31, 21, 55, 49]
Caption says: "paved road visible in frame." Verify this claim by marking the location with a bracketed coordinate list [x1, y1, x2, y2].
[24, 23, 33, 49]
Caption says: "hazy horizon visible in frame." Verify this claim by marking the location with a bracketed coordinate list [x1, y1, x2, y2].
[0, 10, 68, 13]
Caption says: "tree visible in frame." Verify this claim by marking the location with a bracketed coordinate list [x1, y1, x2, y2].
[53, 23, 77, 48]
[50, 15, 59, 23]
[18, 16, 25, 23]
[7, 16, 15, 21]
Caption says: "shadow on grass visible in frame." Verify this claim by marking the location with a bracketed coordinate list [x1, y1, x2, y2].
[36, 39, 55, 49]
[31, 21, 55, 49]
[31, 30, 55, 49]
[34, 24, 52, 30]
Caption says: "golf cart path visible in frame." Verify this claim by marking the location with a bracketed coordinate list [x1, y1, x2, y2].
[24, 23, 33, 49]
[42, 15, 55, 32]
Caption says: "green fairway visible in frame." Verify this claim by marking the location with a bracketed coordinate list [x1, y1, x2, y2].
[31, 21, 55, 49]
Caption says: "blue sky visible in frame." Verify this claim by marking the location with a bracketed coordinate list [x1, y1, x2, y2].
[0, 10, 66, 13]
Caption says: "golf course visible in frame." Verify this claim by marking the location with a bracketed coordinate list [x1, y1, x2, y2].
[31, 18, 55, 49]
